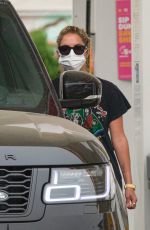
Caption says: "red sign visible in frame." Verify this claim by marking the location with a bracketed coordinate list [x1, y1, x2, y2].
[116, 0, 132, 80]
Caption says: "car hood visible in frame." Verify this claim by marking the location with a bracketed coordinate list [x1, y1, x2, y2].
[0, 110, 99, 146]
[0, 110, 109, 165]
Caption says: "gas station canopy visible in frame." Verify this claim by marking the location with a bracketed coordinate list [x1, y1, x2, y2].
[10, 0, 72, 13]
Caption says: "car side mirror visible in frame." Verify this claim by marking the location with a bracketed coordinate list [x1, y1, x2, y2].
[59, 70, 102, 109]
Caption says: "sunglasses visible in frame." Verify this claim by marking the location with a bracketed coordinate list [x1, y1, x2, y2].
[58, 45, 86, 55]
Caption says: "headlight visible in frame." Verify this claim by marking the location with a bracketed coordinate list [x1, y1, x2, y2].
[43, 165, 115, 204]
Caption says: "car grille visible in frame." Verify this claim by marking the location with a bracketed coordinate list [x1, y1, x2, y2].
[0, 167, 32, 214]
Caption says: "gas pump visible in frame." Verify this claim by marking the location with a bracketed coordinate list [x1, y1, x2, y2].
[73, 0, 95, 74]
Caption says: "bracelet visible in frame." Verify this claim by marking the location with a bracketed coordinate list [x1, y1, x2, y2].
[124, 183, 136, 190]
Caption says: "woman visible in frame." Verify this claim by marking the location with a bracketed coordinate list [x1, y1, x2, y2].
[53, 25, 137, 209]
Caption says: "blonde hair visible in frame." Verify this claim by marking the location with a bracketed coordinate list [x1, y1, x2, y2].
[57, 25, 90, 47]
[57, 26, 92, 72]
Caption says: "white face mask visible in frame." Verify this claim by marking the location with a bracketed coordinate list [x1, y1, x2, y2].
[58, 50, 86, 71]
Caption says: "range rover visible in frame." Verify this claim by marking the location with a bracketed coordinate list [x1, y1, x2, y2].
[0, 1, 129, 229]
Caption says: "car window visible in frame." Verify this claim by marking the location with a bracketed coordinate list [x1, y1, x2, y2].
[0, 3, 60, 115]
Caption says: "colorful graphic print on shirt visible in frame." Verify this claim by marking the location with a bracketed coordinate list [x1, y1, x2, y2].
[63, 105, 107, 137]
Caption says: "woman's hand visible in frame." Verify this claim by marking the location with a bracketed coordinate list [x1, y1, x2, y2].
[109, 117, 137, 209]
[125, 188, 137, 209]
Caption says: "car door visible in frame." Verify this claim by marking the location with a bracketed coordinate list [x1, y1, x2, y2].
[0, 0, 62, 116]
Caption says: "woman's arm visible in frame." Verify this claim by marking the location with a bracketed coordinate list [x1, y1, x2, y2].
[109, 116, 137, 209]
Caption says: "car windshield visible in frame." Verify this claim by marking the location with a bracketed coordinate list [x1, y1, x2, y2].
[0, 4, 54, 113]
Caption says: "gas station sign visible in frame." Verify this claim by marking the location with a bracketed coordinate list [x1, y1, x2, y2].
[116, 0, 132, 80]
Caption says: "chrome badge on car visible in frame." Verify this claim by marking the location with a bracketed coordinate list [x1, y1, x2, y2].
[0, 191, 8, 201]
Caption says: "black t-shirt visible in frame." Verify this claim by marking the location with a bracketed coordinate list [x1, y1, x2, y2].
[99, 78, 131, 130]
[53, 76, 131, 188]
